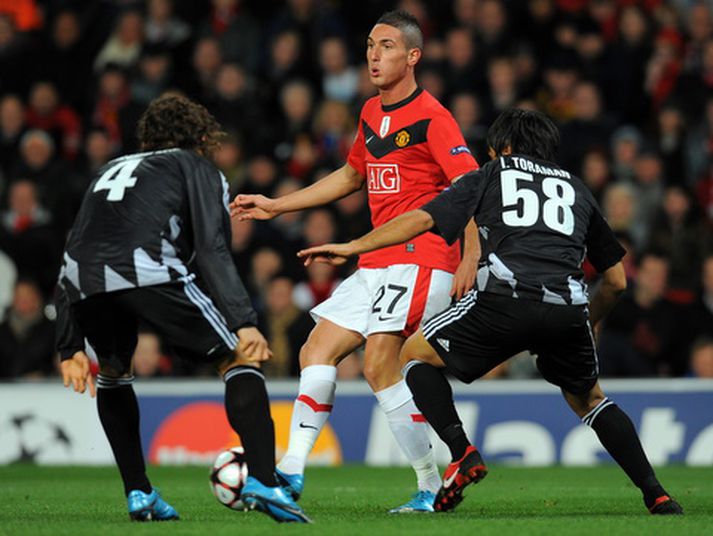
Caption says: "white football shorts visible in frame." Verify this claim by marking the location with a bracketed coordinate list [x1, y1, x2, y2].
[310, 264, 454, 337]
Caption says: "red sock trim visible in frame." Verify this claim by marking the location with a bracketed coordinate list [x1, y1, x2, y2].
[410, 413, 426, 423]
[297, 394, 333, 412]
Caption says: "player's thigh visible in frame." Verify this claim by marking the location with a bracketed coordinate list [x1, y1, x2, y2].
[399, 328, 447, 370]
[309, 269, 371, 341]
[422, 291, 522, 383]
[117, 281, 238, 368]
[362, 332, 404, 389]
[533, 305, 598, 397]
[299, 318, 364, 368]
[73, 293, 137, 377]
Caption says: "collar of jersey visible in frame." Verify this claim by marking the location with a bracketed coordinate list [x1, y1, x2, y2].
[381, 87, 423, 112]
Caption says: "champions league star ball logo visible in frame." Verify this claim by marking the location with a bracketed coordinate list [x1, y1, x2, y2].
[0, 414, 72, 464]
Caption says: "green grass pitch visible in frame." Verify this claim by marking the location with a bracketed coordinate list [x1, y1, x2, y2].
[0, 465, 711, 535]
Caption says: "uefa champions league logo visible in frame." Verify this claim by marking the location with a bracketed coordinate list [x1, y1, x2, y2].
[0, 414, 72, 464]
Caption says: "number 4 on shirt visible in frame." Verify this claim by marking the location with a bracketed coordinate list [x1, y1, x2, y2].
[93, 157, 144, 201]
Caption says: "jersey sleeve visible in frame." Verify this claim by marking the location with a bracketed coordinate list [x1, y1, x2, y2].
[585, 206, 626, 273]
[186, 159, 258, 331]
[421, 169, 485, 246]
[427, 111, 479, 181]
[54, 283, 85, 361]
[347, 111, 367, 177]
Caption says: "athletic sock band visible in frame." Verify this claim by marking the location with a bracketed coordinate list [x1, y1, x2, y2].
[581, 397, 614, 427]
[96, 374, 135, 389]
[223, 365, 265, 383]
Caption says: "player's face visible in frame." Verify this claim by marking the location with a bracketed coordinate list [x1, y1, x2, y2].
[366, 24, 419, 90]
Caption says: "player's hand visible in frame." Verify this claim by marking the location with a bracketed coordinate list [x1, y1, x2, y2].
[451, 257, 478, 300]
[230, 194, 279, 220]
[236, 326, 272, 362]
[60, 351, 96, 398]
[297, 242, 356, 266]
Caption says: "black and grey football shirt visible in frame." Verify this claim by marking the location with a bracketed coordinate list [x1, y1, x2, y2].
[422, 154, 625, 305]
[57, 148, 256, 330]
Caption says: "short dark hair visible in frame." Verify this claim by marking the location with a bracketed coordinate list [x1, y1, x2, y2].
[376, 10, 423, 50]
[136, 93, 224, 156]
[486, 108, 561, 161]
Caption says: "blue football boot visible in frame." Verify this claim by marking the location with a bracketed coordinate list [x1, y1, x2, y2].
[240, 476, 312, 523]
[275, 468, 304, 501]
[127, 488, 179, 521]
[388, 490, 437, 514]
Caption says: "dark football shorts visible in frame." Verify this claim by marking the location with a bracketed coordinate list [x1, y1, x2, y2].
[72, 281, 238, 375]
[422, 291, 598, 395]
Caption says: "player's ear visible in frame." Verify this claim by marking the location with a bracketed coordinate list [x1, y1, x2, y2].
[407, 47, 421, 66]
[488, 147, 497, 160]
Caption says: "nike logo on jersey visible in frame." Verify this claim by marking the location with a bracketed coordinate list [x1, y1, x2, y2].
[378, 314, 395, 321]
[436, 338, 450, 352]
[299, 422, 318, 430]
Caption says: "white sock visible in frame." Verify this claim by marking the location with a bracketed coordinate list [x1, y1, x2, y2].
[375, 380, 441, 493]
[277, 364, 337, 475]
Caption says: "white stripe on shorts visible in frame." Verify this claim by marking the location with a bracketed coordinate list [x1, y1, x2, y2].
[183, 282, 238, 349]
[422, 290, 478, 340]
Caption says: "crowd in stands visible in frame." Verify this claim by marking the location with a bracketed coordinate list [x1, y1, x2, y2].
[0, 0, 712, 381]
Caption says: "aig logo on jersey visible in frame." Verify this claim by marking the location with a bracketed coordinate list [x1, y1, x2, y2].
[367, 163, 400, 194]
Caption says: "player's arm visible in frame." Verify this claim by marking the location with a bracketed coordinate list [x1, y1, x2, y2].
[55, 284, 95, 397]
[584, 205, 628, 327]
[187, 162, 269, 361]
[299, 169, 485, 265]
[427, 111, 482, 299]
[589, 262, 627, 327]
[298, 209, 435, 265]
[231, 163, 364, 220]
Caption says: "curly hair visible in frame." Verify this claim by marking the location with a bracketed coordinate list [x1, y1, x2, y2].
[136, 93, 224, 156]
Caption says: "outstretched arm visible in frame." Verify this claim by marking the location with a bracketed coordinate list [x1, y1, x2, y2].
[589, 262, 627, 327]
[231, 163, 364, 220]
[298, 209, 435, 265]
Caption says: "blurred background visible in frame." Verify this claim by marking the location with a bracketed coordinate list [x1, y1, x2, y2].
[0, 0, 712, 386]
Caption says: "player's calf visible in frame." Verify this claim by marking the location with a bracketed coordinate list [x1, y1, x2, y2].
[565, 385, 683, 515]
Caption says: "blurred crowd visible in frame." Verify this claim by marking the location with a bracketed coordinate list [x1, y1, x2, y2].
[0, 0, 712, 381]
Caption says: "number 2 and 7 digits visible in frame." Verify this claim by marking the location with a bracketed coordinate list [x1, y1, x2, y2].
[372, 284, 408, 316]
[500, 169, 575, 236]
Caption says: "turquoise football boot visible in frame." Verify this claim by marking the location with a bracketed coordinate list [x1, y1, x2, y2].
[275, 468, 305, 501]
[241, 476, 311, 523]
[127, 488, 179, 521]
[388, 490, 436, 514]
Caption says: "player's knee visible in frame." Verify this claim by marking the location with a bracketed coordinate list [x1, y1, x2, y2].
[299, 338, 338, 368]
[98, 363, 128, 378]
[563, 384, 606, 418]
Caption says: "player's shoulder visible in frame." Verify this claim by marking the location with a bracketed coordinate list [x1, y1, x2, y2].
[417, 90, 456, 120]
[359, 95, 382, 117]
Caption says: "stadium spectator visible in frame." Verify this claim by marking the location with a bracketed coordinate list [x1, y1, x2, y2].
[0, 94, 26, 178]
[689, 337, 713, 378]
[261, 275, 313, 377]
[0, 278, 55, 379]
[130, 45, 173, 106]
[580, 148, 612, 204]
[319, 37, 358, 103]
[25, 81, 82, 161]
[653, 104, 687, 186]
[183, 37, 223, 103]
[611, 125, 643, 183]
[598, 252, 675, 377]
[132, 331, 172, 378]
[558, 81, 614, 174]
[646, 185, 712, 297]
[293, 262, 341, 311]
[93, 9, 145, 73]
[0, 179, 60, 296]
[483, 55, 520, 123]
[0, 249, 16, 322]
[198, 0, 260, 72]
[0, 14, 32, 96]
[34, 10, 94, 115]
[76, 128, 115, 178]
[144, 0, 190, 50]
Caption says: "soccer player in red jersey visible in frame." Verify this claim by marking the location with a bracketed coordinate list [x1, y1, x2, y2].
[232, 10, 479, 512]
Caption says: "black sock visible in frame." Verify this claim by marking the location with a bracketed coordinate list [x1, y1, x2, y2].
[405, 362, 471, 461]
[224, 366, 277, 487]
[96, 375, 152, 496]
[585, 399, 666, 507]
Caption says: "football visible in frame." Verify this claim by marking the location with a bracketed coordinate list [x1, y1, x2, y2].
[210, 446, 249, 510]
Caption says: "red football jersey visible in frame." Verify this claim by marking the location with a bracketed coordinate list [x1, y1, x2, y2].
[347, 88, 479, 272]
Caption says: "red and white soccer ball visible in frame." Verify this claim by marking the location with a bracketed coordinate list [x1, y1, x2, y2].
[210, 446, 249, 510]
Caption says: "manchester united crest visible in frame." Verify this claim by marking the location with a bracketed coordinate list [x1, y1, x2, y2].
[395, 129, 410, 147]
